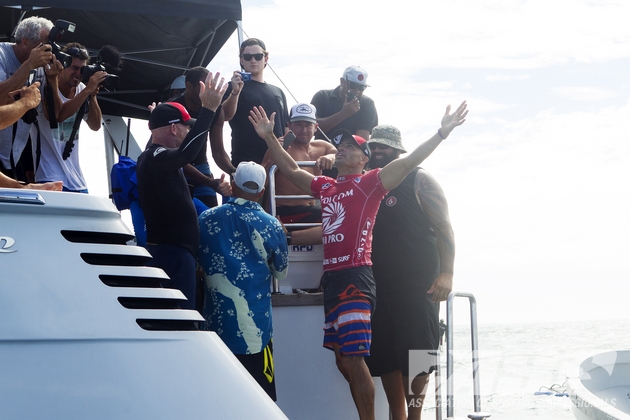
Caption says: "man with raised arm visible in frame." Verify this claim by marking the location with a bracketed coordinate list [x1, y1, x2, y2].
[365, 125, 455, 420]
[249, 101, 468, 420]
[137, 72, 228, 310]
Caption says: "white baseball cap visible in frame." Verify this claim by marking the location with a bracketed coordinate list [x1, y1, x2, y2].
[234, 161, 267, 194]
[342, 65, 369, 86]
[290, 103, 317, 123]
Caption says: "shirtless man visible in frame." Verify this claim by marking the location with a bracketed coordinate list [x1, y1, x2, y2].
[262, 103, 336, 224]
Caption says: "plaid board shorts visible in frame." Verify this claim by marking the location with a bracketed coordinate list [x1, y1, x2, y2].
[321, 266, 376, 356]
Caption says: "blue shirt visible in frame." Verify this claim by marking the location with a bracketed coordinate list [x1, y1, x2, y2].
[198, 197, 289, 354]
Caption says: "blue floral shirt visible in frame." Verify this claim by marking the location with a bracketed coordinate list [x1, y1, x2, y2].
[198, 197, 289, 354]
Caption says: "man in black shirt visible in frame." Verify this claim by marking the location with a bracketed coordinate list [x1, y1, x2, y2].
[311, 66, 378, 142]
[221, 38, 288, 166]
[365, 125, 455, 420]
[137, 72, 228, 310]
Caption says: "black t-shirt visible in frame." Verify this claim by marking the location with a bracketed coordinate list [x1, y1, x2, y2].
[229, 80, 288, 165]
[137, 107, 216, 255]
[169, 94, 217, 166]
[310, 85, 378, 139]
[371, 168, 440, 294]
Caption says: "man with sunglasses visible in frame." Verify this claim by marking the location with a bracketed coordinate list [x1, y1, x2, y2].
[365, 125, 455, 420]
[31, 42, 106, 193]
[311, 66, 378, 142]
[220, 38, 289, 166]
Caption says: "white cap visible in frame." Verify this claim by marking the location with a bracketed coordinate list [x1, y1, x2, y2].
[342, 65, 369, 86]
[234, 161, 266, 194]
[171, 75, 186, 90]
[290, 103, 317, 123]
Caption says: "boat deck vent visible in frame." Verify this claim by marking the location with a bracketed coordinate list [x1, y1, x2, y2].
[136, 319, 199, 331]
[81, 253, 151, 267]
[117, 297, 184, 310]
[61, 230, 134, 245]
[99, 274, 163, 289]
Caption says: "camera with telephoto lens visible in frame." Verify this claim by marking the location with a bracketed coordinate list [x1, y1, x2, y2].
[81, 45, 122, 91]
[47, 20, 76, 68]
[81, 62, 120, 90]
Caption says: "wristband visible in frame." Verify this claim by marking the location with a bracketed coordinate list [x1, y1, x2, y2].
[437, 128, 447, 140]
[286, 231, 292, 246]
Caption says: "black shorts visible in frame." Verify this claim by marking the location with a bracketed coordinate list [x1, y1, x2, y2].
[365, 290, 439, 378]
[234, 340, 277, 400]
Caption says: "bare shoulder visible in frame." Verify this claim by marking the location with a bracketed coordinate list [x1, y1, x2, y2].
[309, 140, 336, 154]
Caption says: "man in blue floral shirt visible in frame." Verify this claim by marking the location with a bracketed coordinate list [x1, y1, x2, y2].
[198, 161, 288, 400]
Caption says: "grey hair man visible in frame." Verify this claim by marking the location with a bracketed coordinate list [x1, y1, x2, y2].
[0, 16, 63, 181]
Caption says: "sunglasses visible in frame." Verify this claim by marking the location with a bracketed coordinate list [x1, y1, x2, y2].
[65, 47, 89, 59]
[347, 81, 367, 91]
[368, 143, 390, 150]
[242, 53, 265, 61]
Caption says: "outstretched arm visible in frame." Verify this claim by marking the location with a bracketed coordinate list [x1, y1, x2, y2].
[415, 169, 455, 302]
[379, 101, 468, 191]
[249, 106, 315, 195]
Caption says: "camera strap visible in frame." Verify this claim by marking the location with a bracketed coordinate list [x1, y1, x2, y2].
[44, 82, 58, 129]
[62, 98, 88, 161]
[9, 123, 18, 180]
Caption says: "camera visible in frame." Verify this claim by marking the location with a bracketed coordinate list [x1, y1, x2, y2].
[47, 20, 76, 68]
[240, 72, 252, 81]
[81, 46, 123, 91]
[82, 62, 120, 90]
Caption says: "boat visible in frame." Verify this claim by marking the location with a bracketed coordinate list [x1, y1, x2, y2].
[566, 350, 630, 420]
[0, 3, 392, 418]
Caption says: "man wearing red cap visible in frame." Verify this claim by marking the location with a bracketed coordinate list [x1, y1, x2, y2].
[136, 72, 228, 310]
[249, 101, 468, 420]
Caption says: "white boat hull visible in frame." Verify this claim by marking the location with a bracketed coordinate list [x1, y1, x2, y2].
[567, 350, 630, 420]
[0, 189, 287, 419]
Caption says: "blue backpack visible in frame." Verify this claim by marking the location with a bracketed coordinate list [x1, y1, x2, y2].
[110, 156, 138, 211]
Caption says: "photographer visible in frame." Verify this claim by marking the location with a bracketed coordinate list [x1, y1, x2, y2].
[0, 16, 64, 181]
[33, 42, 105, 193]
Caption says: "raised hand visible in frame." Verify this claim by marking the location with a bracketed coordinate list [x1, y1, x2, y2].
[199, 72, 228, 111]
[440, 101, 468, 138]
[248, 106, 276, 141]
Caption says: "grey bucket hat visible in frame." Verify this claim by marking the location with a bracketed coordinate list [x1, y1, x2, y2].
[368, 124, 407, 153]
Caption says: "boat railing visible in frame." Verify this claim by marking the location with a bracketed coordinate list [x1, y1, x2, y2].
[268, 162, 322, 293]
[436, 291, 491, 420]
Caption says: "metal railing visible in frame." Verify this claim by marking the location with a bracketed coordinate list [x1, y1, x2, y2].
[268, 162, 323, 293]
[434, 291, 490, 420]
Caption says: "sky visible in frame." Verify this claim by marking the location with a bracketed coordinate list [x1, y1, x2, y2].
[81, 0, 630, 326]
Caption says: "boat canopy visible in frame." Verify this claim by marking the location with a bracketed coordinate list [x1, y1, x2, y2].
[0, 1, 242, 119]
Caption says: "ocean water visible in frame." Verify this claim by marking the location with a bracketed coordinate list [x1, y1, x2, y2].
[418, 318, 630, 419]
